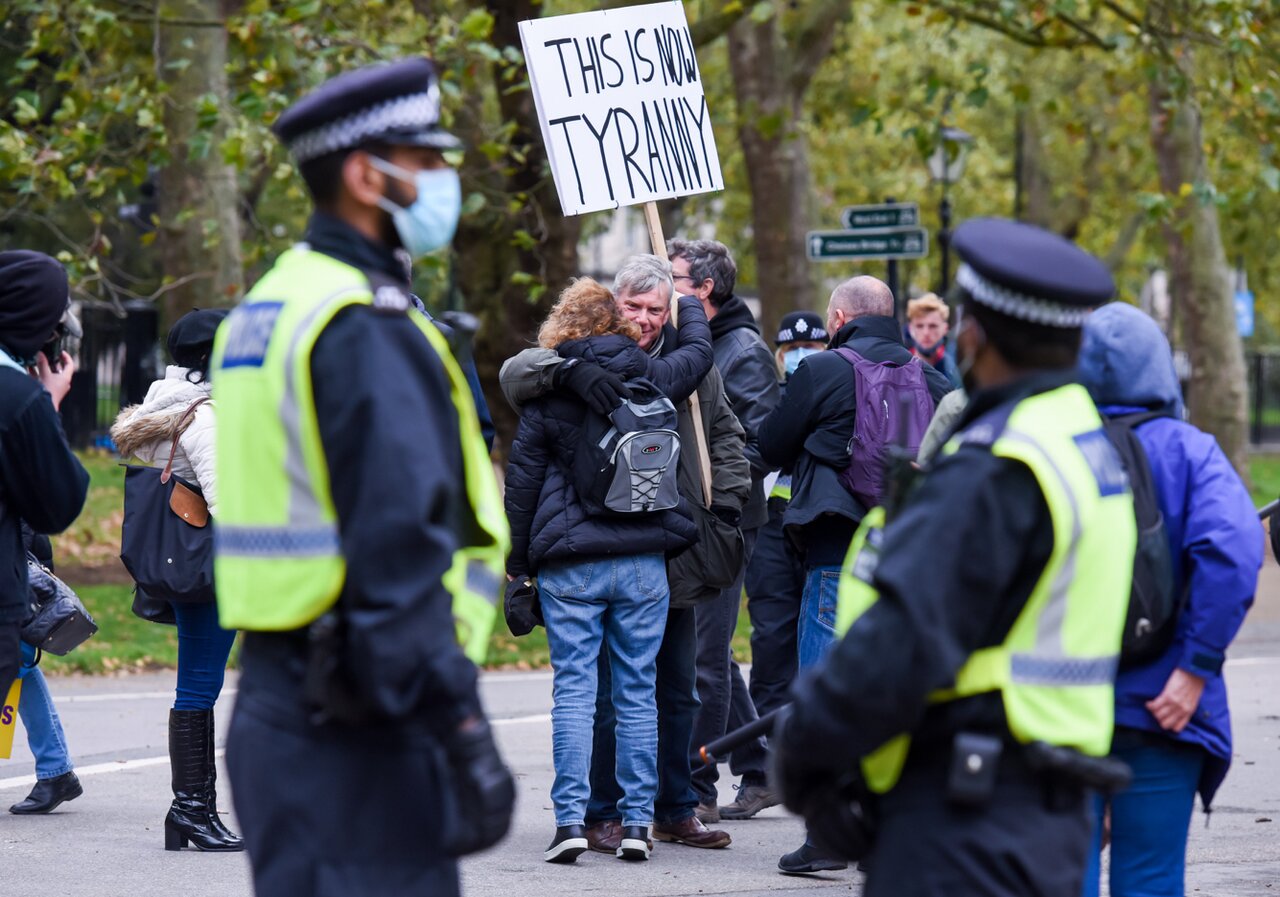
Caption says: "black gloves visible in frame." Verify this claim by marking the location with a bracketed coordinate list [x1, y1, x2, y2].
[556, 358, 630, 415]
[771, 706, 876, 861]
[442, 717, 517, 857]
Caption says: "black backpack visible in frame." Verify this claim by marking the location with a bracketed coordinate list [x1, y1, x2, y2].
[1102, 411, 1181, 667]
[573, 378, 681, 517]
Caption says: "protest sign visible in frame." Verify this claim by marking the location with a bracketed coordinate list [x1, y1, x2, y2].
[519, 1, 724, 216]
[1, 679, 20, 759]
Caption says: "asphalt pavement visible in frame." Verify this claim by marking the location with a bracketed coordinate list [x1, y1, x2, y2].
[4, 559, 1280, 896]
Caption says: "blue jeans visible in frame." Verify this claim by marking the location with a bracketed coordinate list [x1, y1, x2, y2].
[17, 642, 74, 779]
[540, 554, 669, 828]
[1083, 728, 1205, 897]
[172, 601, 237, 711]
[798, 565, 841, 670]
[588, 606, 700, 826]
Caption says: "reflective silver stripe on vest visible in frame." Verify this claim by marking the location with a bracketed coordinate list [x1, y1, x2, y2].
[1010, 654, 1117, 686]
[999, 428, 1117, 682]
[465, 559, 501, 607]
[217, 524, 341, 557]
[280, 284, 369, 528]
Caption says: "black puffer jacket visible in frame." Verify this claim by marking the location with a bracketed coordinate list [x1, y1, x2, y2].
[504, 334, 698, 575]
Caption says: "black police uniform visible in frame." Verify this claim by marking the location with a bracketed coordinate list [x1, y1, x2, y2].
[225, 59, 510, 897]
[776, 219, 1118, 897]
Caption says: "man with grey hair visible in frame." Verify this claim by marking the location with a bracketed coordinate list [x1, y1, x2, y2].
[759, 274, 952, 875]
[499, 254, 747, 853]
[668, 237, 779, 823]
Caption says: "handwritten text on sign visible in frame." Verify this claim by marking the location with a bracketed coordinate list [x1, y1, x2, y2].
[519, 1, 724, 216]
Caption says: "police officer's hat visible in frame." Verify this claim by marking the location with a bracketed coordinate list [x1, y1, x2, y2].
[273, 57, 461, 164]
[952, 218, 1113, 328]
[775, 311, 828, 346]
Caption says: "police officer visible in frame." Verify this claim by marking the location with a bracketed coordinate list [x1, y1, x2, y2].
[773, 218, 1137, 897]
[213, 58, 514, 896]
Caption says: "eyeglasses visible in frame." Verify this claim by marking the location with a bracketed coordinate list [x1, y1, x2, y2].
[672, 274, 697, 284]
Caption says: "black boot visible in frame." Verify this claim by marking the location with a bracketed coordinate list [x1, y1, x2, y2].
[164, 709, 244, 852]
[203, 709, 243, 847]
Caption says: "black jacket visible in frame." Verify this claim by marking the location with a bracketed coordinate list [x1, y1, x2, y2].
[504, 334, 698, 576]
[758, 315, 953, 565]
[239, 216, 484, 733]
[785, 372, 1064, 776]
[708, 295, 780, 530]
[0, 366, 88, 625]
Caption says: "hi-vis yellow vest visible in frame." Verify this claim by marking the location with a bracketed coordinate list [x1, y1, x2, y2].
[835, 383, 1135, 794]
[210, 246, 509, 664]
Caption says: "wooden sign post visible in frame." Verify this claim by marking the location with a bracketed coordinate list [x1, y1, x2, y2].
[644, 200, 713, 507]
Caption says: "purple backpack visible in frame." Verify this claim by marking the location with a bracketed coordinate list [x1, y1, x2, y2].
[833, 348, 935, 509]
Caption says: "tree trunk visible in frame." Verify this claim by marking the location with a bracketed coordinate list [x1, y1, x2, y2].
[1148, 71, 1250, 480]
[452, 0, 581, 455]
[728, 17, 816, 341]
[156, 0, 243, 324]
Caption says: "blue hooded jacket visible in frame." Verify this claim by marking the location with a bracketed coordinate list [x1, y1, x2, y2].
[1078, 303, 1261, 807]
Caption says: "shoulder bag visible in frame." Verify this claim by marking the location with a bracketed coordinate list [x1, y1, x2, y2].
[120, 398, 216, 604]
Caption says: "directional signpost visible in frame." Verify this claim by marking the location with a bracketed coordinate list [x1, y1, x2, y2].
[807, 201, 927, 262]
[806, 227, 928, 261]
[840, 201, 919, 230]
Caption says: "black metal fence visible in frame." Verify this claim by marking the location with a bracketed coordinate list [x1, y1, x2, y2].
[1248, 351, 1280, 446]
[62, 301, 160, 450]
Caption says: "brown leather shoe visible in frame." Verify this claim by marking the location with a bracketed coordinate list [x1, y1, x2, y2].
[586, 819, 622, 853]
[653, 816, 732, 849]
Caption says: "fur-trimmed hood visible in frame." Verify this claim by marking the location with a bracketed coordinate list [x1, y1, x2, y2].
[111, 366, 218, 513]
[111, 366, 210, 459]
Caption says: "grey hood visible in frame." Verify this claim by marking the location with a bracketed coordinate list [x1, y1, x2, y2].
[1077, 302, 1184, 418]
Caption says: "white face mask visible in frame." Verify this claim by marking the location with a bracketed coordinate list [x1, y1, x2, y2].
[368, 156, 462, 258]
[783, 346, 820, 375]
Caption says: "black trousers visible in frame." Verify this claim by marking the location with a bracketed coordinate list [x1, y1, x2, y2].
[0, 620, 20, 702]
[742, 503, 803, 718]
[227, 650, 459, 897]
[866, 759, 1092, 897]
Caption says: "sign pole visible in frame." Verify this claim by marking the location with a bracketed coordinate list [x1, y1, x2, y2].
[643, 200, 712, 508]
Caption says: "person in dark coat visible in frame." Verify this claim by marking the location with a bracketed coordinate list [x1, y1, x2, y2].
[758, 275, 952, 874]
[0, 250, 89, 703]
[504, 278, 697, 864]
[218, 58, 514, 897]
[1077, 302, 1261, 897]
[667, 238, 779, 822]
[906, 293, 961, 388]
[740, 311, 829, 748]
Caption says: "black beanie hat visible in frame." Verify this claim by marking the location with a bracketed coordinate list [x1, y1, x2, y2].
[167, 308, 229, 369]
[0, 251, 70, 361]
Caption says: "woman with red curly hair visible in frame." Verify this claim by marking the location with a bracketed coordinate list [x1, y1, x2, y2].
[504, 278, 697, 865]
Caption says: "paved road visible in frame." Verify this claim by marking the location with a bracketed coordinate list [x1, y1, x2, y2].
[4, 559, 1280, 896]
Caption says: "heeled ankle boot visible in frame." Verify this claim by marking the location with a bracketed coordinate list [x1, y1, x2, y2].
[164, 709, 244, 852]
[203, 709, 243, 847]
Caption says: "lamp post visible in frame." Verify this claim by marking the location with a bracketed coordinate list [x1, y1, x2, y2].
[926, 124, 974, 294]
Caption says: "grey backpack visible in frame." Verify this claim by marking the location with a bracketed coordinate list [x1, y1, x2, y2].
[574, 378, 682, 516]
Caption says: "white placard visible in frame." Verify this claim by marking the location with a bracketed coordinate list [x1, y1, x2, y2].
[518, 1, 724, 216]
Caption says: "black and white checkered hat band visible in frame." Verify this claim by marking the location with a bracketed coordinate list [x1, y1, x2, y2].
[777, 328, 827, 343]
[287, 87, 443, 163]
[957, 263, 1091, 328]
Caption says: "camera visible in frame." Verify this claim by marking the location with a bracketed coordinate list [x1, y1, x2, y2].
[40, 307, 83, 373]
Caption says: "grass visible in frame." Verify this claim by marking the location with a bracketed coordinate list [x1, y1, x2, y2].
[1248, 453, 1280, 507]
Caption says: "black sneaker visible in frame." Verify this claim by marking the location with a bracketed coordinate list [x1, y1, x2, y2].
[616, 824, 651, 861]
[544, 825, 588, 864]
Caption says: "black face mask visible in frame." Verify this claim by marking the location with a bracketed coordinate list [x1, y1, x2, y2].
[953, 306, 984, 394]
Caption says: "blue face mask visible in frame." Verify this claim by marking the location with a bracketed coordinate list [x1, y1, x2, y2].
[369, 156, 462, 258]
[783, 346, 820, 375]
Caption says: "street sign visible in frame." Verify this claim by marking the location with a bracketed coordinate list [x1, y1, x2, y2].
[806, 227, 929, 261]
[840, 202, 920, 231]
